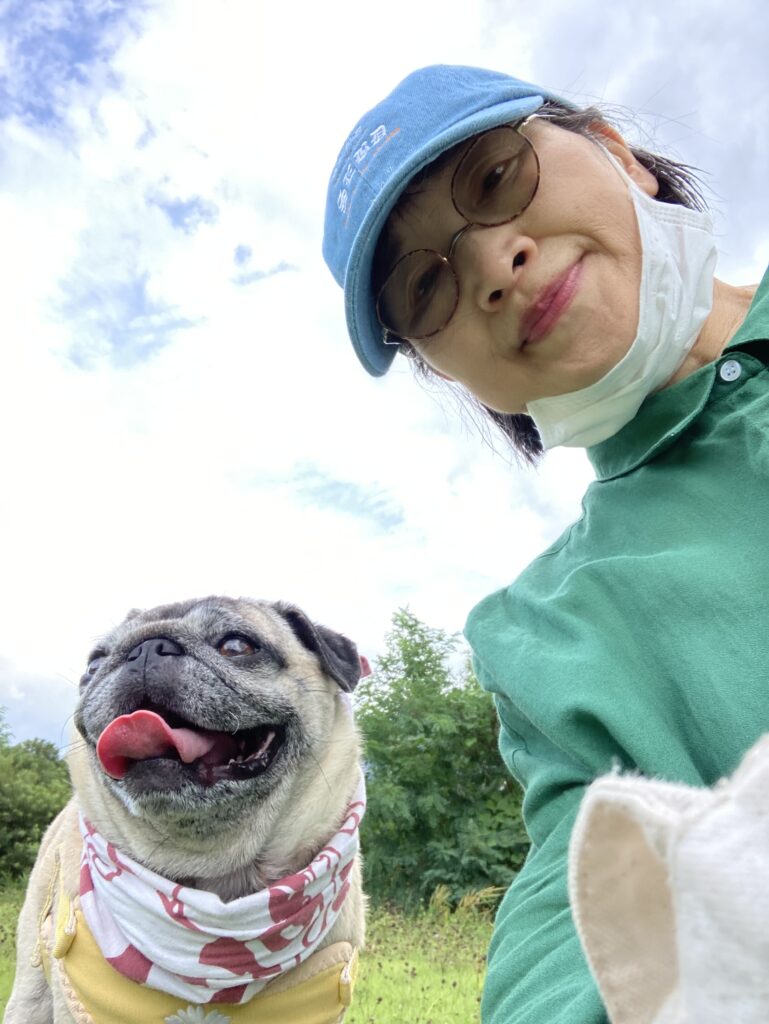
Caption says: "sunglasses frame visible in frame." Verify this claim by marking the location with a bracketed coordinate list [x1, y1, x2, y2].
[378, 117, 541, 348]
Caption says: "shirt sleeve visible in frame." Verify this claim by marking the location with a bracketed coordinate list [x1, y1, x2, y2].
[482, 800, 608, 1024]
[480, 694, 609, 1024]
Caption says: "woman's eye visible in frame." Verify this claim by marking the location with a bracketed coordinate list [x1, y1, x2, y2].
[414, 265, 440, 303]
[477, 154, 519, 199]
[217, 635, 257, 657]
[481, 161, 508, 194]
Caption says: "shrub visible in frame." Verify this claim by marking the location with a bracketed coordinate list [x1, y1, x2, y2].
[355, 609, 529, 909]
[0, 730, 71, 878]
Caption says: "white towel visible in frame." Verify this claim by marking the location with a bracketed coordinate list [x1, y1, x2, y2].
[569, 735, 769, 1024]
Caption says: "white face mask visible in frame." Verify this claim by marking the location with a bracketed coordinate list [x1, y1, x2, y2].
[526, 160, 717, 450]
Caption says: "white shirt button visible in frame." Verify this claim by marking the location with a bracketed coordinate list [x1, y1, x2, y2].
[719, 359, 743, 382]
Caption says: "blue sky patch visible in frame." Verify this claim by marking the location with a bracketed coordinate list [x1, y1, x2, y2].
[0, 0, 148, 128]
[233, 260, 296, 287]
[151, 194, 219, 234]
[234, 244, 253, 266]
[295, 467, 405, 531]
[61, 270, 198, 369]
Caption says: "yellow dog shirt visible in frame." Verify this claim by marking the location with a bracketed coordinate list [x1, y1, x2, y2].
[38, 850, 358, 1024]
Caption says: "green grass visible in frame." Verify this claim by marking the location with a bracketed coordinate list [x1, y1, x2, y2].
[347, 888, 494, 1024]
[0, 878, 25, 1017]
[0, 881, 492, 1022]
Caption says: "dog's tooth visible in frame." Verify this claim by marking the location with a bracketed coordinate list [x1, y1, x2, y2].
[253, 729, 276, 758]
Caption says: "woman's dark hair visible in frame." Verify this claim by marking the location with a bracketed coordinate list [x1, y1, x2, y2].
[539, 101, 707, 211]
[374, 100, 707, 463]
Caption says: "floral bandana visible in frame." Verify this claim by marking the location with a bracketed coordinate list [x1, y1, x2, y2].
[78, 780, 365, 1005]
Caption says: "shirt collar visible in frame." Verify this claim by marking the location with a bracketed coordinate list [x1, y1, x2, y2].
[588, 265, 769, 482]
[587, 364, 716, 481]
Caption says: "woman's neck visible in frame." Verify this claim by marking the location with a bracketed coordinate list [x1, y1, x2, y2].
[665, 277, 758, 387]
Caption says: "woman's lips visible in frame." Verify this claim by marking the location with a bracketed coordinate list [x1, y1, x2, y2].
[520, 260, 584, 347]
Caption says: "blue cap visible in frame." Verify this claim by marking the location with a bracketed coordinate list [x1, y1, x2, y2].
[322, 64, 565, 376]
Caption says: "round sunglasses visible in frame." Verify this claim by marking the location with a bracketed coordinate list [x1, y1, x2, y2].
[377, 118, 540, 347]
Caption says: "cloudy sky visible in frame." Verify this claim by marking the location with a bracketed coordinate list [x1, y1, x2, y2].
[1, 0, 767, 747]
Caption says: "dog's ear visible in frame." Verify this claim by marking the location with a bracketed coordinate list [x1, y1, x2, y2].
[277, 604, 362, 692]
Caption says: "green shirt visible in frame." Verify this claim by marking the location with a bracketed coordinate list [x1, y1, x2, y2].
[466, 266, 769, 1024]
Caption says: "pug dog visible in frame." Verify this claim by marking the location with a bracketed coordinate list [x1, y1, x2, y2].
[6, 596, 366, 1024]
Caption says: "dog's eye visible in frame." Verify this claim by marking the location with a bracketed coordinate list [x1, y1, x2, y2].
[81, 652, 106, 684]
[217, 635, 258, 657]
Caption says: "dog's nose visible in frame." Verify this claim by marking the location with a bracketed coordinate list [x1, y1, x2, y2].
[126, 637, 184, 662]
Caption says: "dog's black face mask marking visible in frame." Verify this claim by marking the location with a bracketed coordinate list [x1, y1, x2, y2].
[98, 633, 289, 789]
[74, 597, 362, 824]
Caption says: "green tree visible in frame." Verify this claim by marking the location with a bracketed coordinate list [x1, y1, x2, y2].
[0, 706, 10, 747]
[0, 711, 71, 878]
[355, 608, 529, 908]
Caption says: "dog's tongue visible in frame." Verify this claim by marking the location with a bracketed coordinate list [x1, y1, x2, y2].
[97, 710, 228, 779]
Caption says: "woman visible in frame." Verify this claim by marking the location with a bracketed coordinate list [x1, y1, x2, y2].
[323, 65, 767, 1023]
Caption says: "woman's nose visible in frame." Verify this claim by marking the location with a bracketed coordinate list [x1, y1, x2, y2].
[453, 223, 532, 312]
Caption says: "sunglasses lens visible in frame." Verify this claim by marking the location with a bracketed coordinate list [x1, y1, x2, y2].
[377, 251, 458, 341]
[452, 126, 539, 226]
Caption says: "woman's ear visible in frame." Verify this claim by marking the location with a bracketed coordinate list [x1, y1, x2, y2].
[590, 121, 659, 197]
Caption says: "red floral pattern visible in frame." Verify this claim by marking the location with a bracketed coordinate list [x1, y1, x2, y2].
[78, 781, 365, 1005]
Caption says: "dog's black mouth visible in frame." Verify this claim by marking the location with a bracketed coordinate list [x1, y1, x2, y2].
[96, 702, 287, 789]
[192, 723, 286, 787]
